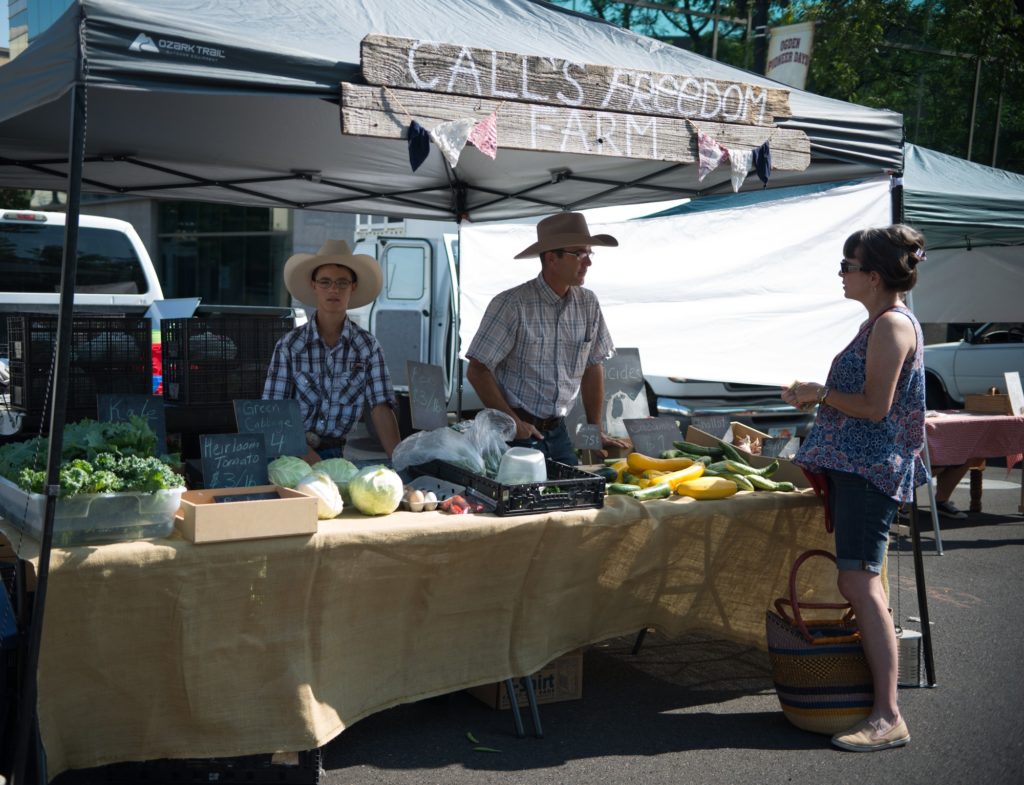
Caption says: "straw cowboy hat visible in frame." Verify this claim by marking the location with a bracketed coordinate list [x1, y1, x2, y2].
[514, 212, 619, 259]
[283, 240, 383, 309]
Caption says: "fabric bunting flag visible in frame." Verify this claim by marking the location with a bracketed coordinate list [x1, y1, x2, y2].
[752, 141, 772, 188]
[697, 130, 729, 181]
[429, 118, 476, 169]
[468, 111, 498, 160]
[728, 148, 754, 193]
[407, 120, 431, 172]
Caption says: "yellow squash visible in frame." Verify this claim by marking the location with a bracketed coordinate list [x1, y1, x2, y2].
[673, 476, 738, 500]
[626, 452, 696, 474]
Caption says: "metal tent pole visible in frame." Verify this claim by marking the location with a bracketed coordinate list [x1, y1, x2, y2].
[10, 73, 88, 785]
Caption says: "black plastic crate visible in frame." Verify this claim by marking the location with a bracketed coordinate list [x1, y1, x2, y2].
[6, 314, 152, 415]
[161, 316, 292, 404]
[412, 458, 604, 516]
[52, 749, 322, 784]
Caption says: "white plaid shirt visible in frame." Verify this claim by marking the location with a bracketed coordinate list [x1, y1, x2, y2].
[467, 274, 615, 418]
[263, 316, 394, 439]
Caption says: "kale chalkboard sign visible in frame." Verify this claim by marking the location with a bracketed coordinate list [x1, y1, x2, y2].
[232, 399, 306, 458]
[97, 394, 167, 450]
[200, 432, 268, 489]
[624, 418, 682, 459]
[407, 361, 448, 431]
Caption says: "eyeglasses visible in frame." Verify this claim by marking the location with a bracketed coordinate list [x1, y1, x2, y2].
[839, 260, 865, 275]
[314, 277, 354, 290]
[557, 249, 593, 261]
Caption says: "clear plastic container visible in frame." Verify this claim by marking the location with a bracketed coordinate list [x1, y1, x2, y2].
[0, 475, 182, 546]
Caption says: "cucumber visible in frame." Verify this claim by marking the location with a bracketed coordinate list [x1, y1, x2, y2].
[621, 472, 641, 486]
[659, 449, 684, 459]
[672, 440, 724, 458]
[607, 483, 642, 495]
[628, 483, 672, 501]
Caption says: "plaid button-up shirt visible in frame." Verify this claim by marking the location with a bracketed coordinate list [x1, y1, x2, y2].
[467, 274, 615, 418]
[262, 315, 395, 439]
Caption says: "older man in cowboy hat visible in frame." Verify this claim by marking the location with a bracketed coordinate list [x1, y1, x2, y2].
[263, 240, 401, 461]
[466, 212, 630, 465]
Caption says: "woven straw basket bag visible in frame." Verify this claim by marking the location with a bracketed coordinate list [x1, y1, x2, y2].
[766, 549, 873, 735]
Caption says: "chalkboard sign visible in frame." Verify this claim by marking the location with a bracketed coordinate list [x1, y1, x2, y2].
[407, 361, 448, 431]
[691, 415, 730, 440]
[624, 418, 682, 459]
[97, 394, 167, 450]
[200, 433, 268, 489]
[213, 491, 281, 503]
[761, 437, 790, 459]
[565, 347, 648, 439]
[232, 399, 306, 458]
[573, 423, 602, 450]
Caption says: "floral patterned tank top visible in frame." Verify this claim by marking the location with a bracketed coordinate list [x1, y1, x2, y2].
[794, 306, 930, 502]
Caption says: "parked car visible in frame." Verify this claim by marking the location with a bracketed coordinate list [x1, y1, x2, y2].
[923, 322, 1024, 409]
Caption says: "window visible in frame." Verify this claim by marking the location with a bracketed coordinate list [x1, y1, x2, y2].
[0, 223, 147, 294]
[384, 245, 425, 300]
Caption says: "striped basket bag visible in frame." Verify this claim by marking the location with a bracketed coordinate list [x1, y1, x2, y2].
[766, 549, 873, 735]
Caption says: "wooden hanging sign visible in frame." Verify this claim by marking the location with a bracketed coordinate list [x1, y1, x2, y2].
[359, 34, 791, 127]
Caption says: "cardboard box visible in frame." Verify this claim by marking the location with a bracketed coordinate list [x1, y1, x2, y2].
[685, 424, 808, 488]
[964, 393, 1013, 415]
[467, 649, 583, 710]
[176, 485, 318, 544]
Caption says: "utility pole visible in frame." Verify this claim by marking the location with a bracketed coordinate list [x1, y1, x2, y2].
[753, 0, 769, 74]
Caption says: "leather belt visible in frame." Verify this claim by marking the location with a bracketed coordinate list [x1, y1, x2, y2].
[512, 407, 564, 432]
[306, 432, 347, 450]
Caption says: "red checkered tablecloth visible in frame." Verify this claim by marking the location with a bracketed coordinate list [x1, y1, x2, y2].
[925, 412, 1024, 469]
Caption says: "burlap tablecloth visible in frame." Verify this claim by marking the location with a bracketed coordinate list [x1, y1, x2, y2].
[2, 490, 839, 780]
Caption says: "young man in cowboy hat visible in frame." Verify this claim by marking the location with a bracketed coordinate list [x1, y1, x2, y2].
[466, 212, 630, 465]
[263, 240, 401, 461]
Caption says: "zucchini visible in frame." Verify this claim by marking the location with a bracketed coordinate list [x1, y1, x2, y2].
[717, 439, 750, 465]
[722, 459, 779, 477]
[746, 475, 797, 492]
[628, 483, 672, 501]
[592, 465, 619, 482]
[607, 483, 642, 495]
[718, 471, 755, 491]
[672, 440, 724, 458]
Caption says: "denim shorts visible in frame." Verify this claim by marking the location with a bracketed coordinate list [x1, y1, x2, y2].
[827, 470, 898, 574]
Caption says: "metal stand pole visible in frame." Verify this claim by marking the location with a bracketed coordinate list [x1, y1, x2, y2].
[910, 490, 937, 687]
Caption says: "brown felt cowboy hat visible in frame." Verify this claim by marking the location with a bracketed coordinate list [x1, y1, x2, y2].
[283, 240, 383, 309]
[513, 212, 619, 259]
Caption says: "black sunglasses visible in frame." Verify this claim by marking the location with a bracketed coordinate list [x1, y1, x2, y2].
[839, 260, 865, 274]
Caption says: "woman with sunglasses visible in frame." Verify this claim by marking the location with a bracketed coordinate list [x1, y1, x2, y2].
[782, 224, 929, 752]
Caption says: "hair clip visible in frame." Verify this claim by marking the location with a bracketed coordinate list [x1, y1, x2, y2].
[913, 247, 926, 261]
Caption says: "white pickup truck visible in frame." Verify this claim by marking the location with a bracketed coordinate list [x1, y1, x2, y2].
[924, 323, 1024, 408]
[0, 209, 164, 436]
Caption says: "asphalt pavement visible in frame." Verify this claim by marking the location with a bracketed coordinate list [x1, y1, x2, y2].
[319, 469, 1024, 785]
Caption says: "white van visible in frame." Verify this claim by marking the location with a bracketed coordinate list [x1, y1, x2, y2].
[0, 210, 163, 434]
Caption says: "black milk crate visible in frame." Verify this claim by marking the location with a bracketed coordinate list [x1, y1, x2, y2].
[161, 316, 292, 404]
[53, 749, 322, 784]
[6, 314, 152, 415]
[412, 458, 604, 516]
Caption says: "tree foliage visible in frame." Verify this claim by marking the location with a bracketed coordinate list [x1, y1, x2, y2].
[0, 188, 30, 209]
[547, 0, 1024, 172]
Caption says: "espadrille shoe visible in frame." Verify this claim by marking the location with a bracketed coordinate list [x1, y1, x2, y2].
[832, 717, 910, 752]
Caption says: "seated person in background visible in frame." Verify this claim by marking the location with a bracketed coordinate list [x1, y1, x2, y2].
[932, 463, 972, 519]
[263, 240, 400, 462]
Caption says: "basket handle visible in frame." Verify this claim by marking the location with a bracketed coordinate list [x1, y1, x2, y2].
[774, 549, 858, 645]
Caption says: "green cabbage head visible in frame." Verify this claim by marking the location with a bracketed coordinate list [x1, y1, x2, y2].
[348, 465, 404, 515]
[268, 455, 312, 489]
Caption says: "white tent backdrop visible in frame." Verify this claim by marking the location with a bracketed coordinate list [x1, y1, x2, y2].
[459, 177, 892, 386]
[912, 246, 1024, 323]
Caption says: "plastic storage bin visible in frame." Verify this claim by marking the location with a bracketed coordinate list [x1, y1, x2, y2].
[0, 475, 182, 547]
[161, 315, 293, 404]
[411, 459, 604, 516]
[6, 313, 152, 416]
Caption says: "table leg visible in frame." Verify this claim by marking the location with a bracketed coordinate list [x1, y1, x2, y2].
[969, 467, 984, 513]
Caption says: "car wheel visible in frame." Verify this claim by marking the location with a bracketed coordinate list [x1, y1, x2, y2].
[925, 375, 948, 410]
